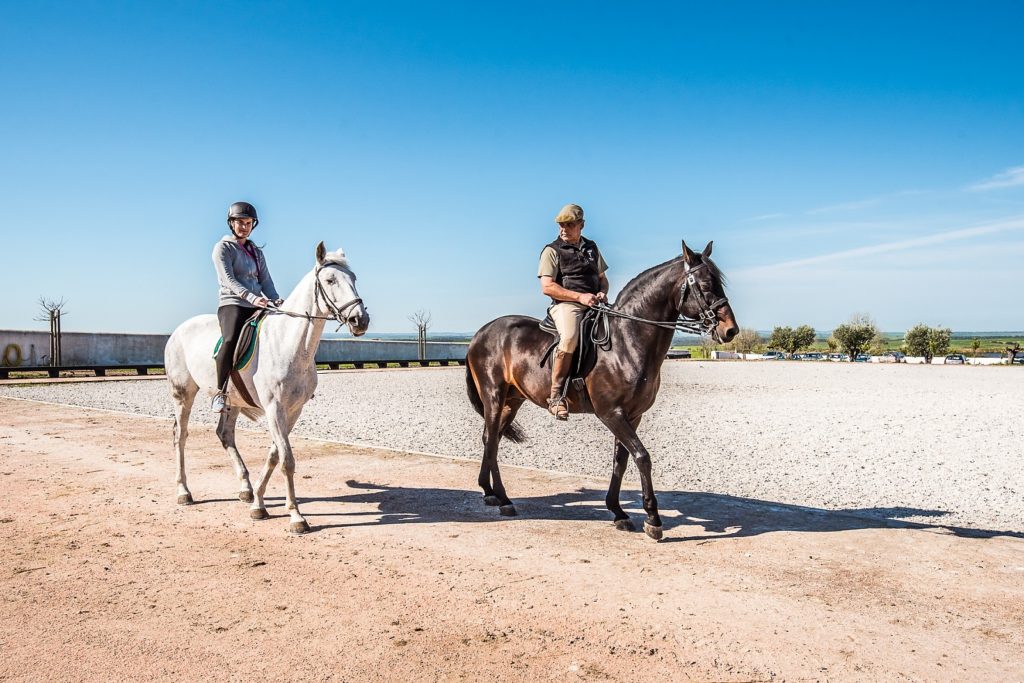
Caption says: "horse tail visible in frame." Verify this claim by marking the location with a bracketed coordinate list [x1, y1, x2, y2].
[465, 364, 527, 444]
[502, 419, 527, 444]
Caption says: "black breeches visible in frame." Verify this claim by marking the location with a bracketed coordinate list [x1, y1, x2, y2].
[216, 305, 255, 391]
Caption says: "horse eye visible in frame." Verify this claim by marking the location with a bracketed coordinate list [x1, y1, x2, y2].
[326, 277, 337, 284]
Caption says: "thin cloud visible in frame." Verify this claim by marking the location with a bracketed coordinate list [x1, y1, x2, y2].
[966, 165, 1024, 192]
[742, 212, 787, 223]
[806, 189, 931, 216]
[736, 216, 1024, 275]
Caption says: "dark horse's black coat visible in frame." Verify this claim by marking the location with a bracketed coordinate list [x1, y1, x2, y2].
[466, 241, 737, 539]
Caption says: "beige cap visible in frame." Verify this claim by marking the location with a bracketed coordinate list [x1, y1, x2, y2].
[554, 203, 584, 223]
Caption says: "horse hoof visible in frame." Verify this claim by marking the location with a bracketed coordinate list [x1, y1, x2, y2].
[288, 520, 311, 534]
[250, 508, 269, 520]
[499, 504, 517, 517]
[643, 521, 664, 541]
[238, 490, 254, 504]
[614, 518, 636, 532]
[177, 493, 194, 506]
[483, 495, 501, 507]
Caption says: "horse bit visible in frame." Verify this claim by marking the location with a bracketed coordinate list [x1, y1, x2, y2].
[593, 260, 729, 339]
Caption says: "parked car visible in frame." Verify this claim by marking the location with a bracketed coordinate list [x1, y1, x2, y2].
[666, 349, 692, 359]
[803, 352, 824, 361]
[760, 351, 785, 360]
[880, 351, 906, 363]
[944, 354, 966, 365]
[853, 354, 871, 362]
[827, 353, 848, 362]
[1013, 354, 1024, 365]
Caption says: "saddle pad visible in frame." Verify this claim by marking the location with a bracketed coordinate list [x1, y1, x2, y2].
[212, 309, 270, 371]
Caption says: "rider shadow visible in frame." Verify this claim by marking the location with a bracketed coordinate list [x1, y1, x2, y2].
[298, 480, 1023, 540]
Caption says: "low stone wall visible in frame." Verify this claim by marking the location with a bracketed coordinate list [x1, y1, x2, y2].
[0, 330, 468, 367]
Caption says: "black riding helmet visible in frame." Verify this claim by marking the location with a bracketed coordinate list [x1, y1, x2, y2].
[227, 201, 259, 234]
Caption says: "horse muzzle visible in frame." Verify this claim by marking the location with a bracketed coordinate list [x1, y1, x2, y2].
[347, 309, 370, 337]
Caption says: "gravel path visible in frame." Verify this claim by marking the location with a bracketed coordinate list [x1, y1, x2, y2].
[3, 361, 1021, 532]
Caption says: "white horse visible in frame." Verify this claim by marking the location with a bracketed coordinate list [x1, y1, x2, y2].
[165, 242, 368, 533]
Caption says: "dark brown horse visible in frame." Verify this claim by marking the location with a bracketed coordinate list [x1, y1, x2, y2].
[465, 240, 738, 539]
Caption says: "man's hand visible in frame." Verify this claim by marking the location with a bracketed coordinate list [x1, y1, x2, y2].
[578, 292, 599, 307]
[254, 296, 271, 308]
[596, 292, 608, 303]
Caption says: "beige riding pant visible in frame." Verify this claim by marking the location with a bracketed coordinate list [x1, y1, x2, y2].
[550, 302, 588, 353]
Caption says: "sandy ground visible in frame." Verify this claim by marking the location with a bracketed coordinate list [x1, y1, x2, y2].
[1, 397, 1022, 682]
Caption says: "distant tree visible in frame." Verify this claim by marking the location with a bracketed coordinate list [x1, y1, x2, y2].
[767, 326, 793, 353]
[869, 333, 888, 356]
[699, 335, 719, 359]
[905, 323, 951, 364]
[728, 328, 762, 356]
[832, 314, 879, 360]
[825, 336, 838, 354]
[971, 337, 981, 358]
[928, 327, 952, 361]
[792, 325, 816, 353]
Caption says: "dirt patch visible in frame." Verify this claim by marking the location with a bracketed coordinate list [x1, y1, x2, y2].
[1, 397, 1021, 681]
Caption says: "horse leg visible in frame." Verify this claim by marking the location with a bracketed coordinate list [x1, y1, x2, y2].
[478, 384, 516, 516]
[250, 443, 279, 522]
[265, 403, 309, 534]
[216, 407, 254, 503]
[607, 439, 634, 531]
[172, 382, 198, 505]
[598, 410, 662, 540]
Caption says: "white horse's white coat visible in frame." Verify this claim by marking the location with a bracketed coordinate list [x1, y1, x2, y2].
[164, 242, 368, 533]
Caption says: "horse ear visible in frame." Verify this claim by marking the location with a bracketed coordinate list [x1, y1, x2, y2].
[315, 241, 326, 265]
[681, 240, 695, 265]
[702, 241, 714, 258]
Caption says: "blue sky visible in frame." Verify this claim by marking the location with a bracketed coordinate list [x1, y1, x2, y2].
[2, 2, 1022, 334]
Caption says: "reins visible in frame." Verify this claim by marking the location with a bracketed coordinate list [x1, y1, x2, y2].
[263, 263, 364, 331]
[591, 260, 729, 340]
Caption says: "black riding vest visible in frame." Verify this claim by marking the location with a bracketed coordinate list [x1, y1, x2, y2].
[546, 237, 602, 303]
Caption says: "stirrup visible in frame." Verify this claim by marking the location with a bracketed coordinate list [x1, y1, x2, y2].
[211, 392, 228, 413]
[547, 397, 568, 420]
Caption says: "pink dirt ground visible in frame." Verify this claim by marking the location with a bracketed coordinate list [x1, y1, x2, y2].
[1, 397, 1022, 681]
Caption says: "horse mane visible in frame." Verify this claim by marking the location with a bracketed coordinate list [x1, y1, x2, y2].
[615, 252, 726, 310]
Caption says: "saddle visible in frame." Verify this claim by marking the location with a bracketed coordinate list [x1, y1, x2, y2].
[539, 306, 611, 410]
[212, 309, 270, 407]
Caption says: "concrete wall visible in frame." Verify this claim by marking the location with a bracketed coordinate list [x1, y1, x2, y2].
[0, 330, 467, 367]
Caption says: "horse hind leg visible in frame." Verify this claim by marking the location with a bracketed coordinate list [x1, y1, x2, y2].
[478, 388, 518, 517]
[216, 407, 254, 503]
[172, 379, 198, 505]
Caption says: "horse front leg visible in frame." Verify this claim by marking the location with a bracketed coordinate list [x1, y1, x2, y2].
[598, 410, 662, 540]
[607, 440, 634, 531]
[216, 407, 254, 503]
[607, 415, 642, 532]
[265, 403, 309, 534]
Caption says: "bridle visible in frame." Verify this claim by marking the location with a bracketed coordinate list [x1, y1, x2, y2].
[267, 263, 365, 330]
[593, 259, 730, 340]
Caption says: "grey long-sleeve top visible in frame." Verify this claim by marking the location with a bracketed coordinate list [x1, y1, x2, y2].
[212, 236, 281, 308]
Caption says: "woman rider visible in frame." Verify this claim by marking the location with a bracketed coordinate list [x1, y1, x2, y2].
[211, 201, 282, 413]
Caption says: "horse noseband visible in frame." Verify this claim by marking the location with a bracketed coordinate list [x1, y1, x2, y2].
[314, 264, 364, 325]
[678, 261, 729, 336]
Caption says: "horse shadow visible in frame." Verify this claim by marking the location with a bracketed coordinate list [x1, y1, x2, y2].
[290, 480, 1023, 541]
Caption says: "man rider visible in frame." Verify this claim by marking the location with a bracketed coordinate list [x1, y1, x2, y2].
[537, 203, 609, 420]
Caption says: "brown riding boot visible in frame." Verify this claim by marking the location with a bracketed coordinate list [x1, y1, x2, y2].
[547, 350, 573, 420]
